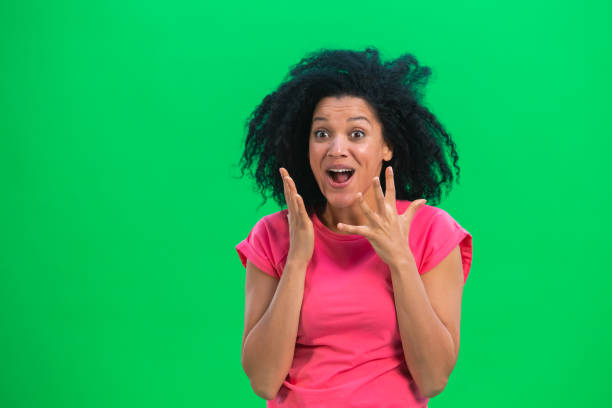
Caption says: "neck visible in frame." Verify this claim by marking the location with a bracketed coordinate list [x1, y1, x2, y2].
[318, 187, 379, 233]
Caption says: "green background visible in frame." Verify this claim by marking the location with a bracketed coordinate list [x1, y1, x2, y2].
[2, 0, 610, 407]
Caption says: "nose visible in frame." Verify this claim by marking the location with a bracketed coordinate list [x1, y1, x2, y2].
[327, 135, 348, 157]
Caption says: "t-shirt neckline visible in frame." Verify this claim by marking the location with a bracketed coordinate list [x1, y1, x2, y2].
[310, 200, 413, 241]
[312, 210, 367, 241]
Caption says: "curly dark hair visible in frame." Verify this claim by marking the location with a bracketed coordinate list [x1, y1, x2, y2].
[237, 46, 461, 213]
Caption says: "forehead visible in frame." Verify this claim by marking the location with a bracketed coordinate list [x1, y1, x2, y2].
[312, 96, 376, 118]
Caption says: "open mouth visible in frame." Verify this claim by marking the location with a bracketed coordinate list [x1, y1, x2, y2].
[326, 169, 355, 187]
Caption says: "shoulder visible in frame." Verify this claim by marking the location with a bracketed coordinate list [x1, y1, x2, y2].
[401, 201, 473, 281]
[397, 199, 465, 239]
[257, 208, 290, 241]
[250, 208, 291, 259]
[237, 209, 291, 278]
[396, 199, 472, 276]
[396, 199, 445, 227]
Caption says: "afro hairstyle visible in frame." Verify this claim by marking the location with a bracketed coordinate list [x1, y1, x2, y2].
[238, 46, 462, 213]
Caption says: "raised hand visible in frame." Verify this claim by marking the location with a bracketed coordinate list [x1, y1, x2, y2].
[280, 167, 315, 267]
[337, 166, 427, 268]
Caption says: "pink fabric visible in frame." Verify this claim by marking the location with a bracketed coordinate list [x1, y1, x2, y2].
[236, 200, 473, 407]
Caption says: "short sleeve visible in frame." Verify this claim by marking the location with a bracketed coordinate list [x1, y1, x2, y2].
[419, 209, 473, 284]
[236, 216, 280, 279]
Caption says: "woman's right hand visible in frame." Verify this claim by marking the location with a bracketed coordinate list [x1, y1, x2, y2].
[280, 167, 314, 267]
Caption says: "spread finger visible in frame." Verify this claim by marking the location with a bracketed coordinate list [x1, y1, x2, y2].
[373, 177, 385, 215]
[338, 223, 371, 238]
[385, 166, 396, 208]
[357, 192, 379, 225]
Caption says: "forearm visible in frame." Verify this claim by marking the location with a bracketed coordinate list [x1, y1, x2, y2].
[388, 256, 456, 398]
[242, 259, 307, 399]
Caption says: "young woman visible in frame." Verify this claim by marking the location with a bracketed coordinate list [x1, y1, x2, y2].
[236, 47, 473, 407]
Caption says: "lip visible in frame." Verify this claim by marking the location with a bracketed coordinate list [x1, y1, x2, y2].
[326, 170, 354, 189]
[326, 164, 355, 171]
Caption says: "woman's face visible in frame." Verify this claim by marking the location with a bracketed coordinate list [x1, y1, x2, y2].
[309, 95, 393, 209]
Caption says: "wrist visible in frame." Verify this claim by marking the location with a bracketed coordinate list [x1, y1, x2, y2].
[388, 251, 417, 272]
[286, 253, 311, 270]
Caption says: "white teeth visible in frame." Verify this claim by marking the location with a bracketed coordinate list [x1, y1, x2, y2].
[328, 169, 353, 173]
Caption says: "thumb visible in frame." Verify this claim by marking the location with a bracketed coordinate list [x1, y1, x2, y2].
[401, 199, 427, 221]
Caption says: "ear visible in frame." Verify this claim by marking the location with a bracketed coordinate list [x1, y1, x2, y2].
[383, 142, 393, 162]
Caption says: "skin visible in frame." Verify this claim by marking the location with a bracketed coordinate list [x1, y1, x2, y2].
[309, 95, 394, 233]
[279, 94, 432, 265]
[277, 95, 464, 397]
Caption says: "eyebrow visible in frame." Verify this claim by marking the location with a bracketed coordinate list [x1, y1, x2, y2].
[312, 116, 371, 124]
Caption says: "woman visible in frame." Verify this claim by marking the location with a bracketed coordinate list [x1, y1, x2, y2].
[236, 47, 473, 407]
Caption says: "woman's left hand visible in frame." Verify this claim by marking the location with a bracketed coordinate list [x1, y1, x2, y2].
[338, 166, 427, 268]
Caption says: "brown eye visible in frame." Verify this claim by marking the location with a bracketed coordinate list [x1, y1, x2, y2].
[352, 130, 365, 138]
[314, 130, 328, 138]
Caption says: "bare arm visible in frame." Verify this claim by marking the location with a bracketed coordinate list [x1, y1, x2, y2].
[388, 246, 464, 398]
[241, 258, 308, 400]
[242, 168, 313, 400]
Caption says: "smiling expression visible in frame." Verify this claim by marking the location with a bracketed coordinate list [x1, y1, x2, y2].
[308, 95, 393, 209]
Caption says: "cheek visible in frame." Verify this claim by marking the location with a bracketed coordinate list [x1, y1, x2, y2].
[308, 145, 324, 174]
[355, 146, 377, 166]
[355, 146, 384, 177]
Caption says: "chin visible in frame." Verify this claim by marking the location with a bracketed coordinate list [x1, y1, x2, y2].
[324, 193, 357, 209]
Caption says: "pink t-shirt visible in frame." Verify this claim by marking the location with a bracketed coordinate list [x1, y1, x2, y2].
[236, 199, 473, 407]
